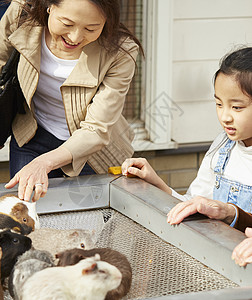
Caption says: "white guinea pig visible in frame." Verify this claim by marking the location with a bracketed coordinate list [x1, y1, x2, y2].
[0, 194, 40, 230]
[21, 254, 122, 300]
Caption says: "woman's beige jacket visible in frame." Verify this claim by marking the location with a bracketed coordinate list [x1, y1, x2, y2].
[0, 1, 138, 175]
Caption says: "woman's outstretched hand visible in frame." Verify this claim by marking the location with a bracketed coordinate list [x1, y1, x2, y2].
[5, 157, 49, 202]
[5, 147, 72, 202]
[121, 158, 172, 194]
[167, 196, 236, 225]
[232, 227, 252, 267]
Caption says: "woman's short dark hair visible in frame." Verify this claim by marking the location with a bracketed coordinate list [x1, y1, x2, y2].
[214, 47, 252, 98]
[21, 0, 144, 56]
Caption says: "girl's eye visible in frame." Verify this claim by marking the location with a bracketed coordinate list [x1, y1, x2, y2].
[215, 103, 222, 107]
[233, 106, 243, 110]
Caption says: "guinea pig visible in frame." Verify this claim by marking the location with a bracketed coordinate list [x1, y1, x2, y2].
[0, 213, 32, 235]
[56, 247, 132, 300]
[0, 194, 40, 230]
[21, 254, 122, 300]
[0, 229, 32, 282]
[8, 249, 55, 300]
[28, 228, 95, 257]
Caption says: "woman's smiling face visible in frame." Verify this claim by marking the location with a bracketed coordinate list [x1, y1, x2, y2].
[45, 0, 106, 60]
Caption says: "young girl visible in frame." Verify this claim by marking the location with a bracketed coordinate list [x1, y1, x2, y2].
[122, 46, 252, 241]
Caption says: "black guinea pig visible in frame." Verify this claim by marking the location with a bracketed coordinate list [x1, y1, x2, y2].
[0, 229, 32, 282]
[0, 213, 32, 235]
[56, 247, 132, 300]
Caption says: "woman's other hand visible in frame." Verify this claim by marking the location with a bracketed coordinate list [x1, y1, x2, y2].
[232, 227, 252, 267]
[167, 196, 236, 225]
[122, 158, 172, 194]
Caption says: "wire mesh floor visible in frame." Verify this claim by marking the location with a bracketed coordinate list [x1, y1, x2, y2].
[40, 209, 238, 298]
[5, 208, 238, 299]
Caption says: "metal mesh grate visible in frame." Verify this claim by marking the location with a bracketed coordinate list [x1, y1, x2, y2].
[36, 208, 238, 299]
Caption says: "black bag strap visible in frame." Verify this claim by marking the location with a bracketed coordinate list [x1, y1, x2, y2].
[0, 48, 20, 86]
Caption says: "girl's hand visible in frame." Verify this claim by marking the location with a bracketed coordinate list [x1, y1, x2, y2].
[121, 158, 172, 194]
[5, 158, 49, 202]
[167, 196, 236, 225]
[232, 227, 252, 267]
[122, 158, 156, 180]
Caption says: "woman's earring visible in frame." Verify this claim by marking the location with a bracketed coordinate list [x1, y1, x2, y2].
[47, 7, 50, 14]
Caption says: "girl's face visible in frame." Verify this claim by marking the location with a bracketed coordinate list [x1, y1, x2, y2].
[215, 72, 252, 147]
[46, 0, 106, 59]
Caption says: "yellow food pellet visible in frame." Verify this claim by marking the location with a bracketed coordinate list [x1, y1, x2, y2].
[149, 259, 152, 263]
[108, 166, 122, 175]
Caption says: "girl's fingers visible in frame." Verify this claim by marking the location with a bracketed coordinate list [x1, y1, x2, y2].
[232, 238, 252, 266]
[167, 201, 196, 224]
[245, 227, 252, 238]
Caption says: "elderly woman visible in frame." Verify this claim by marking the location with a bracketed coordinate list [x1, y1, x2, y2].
[1, 0, 143, 201]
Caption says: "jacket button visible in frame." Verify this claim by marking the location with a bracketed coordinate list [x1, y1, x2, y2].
[215, 181, 220, 189]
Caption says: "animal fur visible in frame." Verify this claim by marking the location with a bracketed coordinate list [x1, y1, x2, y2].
[57, 247, 132, 300]
[0, 229, 32, 282]
[9, 249, 55, 300]
[21, 254, 122, 300]
[0, 195, 40, 230]
[28, 228, 95, 257]
[0, 213, 32, 235]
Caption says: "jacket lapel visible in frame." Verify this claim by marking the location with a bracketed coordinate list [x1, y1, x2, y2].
[63, 40, 101, 88]
[8, 24, 42, 72]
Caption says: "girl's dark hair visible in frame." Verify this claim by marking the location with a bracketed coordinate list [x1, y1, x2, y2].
[214, 47, 252, 98]
[19, 0, 144, 57]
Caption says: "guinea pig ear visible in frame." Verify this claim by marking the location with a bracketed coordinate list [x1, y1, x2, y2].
[55, 252, 62, 259]
[11, 203, 27, 218]
[82, 263, 97, 275]
[69, 231, 79, 237]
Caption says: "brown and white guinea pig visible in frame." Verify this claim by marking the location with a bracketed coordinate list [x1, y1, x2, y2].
[0, 229, 32, 283]
[28, 228, 95, 257]
[21, 254, 122, 300]
[56, 248, 132, 300]
[0, 213, 32, 235]
[0, 194, 40, 231]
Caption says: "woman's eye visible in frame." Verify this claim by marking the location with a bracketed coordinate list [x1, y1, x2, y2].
[62, 23, 72, 27]
[85, 28, 95, 32]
